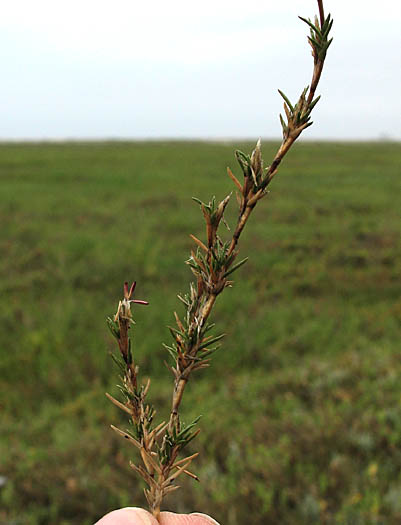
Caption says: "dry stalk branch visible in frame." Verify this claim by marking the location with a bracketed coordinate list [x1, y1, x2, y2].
[105, 1, 333, 520]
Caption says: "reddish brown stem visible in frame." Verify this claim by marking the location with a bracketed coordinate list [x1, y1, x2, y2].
[307, 60, 324, 106]
[317, 0, 325, 28]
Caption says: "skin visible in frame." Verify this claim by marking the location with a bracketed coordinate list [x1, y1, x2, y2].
[96, 508, 219, 525]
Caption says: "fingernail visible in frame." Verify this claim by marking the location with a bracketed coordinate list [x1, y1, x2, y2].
[190, 513, 220, 524]
[95, 507, 155, 525]
[123, 507, 155, 525]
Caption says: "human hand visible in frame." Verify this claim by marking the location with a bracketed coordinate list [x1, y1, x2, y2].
[96, 507, 219, 525]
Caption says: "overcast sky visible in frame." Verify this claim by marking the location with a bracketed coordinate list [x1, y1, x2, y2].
[1, 0, 400, 140]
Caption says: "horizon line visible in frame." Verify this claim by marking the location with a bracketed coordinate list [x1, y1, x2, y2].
[0, 136, 400, 144]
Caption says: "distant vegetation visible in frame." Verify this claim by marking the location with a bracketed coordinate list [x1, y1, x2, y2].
[1, 141, 400, 524]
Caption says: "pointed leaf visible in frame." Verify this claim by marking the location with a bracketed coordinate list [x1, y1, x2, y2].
[308, 95, 321, 112]
[235, 150, 251, 177]
[278, 89, 294, 113]
[298, 16, 322, 37]
[223, 257, 249, 278]
[198, 333, 226, 351]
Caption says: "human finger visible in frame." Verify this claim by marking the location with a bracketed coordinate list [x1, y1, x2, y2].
[95, 507, 159, 525]
[159, 511, 219, 525]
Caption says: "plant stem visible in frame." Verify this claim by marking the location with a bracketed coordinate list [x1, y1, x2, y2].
[317, 0, 325, 28]
[168, 293, 217, 433]
[106, 1, 333, 517]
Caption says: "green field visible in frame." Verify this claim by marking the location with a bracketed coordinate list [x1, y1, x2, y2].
[0, 141, 400, 524]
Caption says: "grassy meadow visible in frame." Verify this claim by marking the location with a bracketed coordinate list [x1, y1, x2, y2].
[0, 140, 400, 524]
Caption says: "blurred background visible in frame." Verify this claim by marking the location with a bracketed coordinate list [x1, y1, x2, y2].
[1, 1, 400, 524]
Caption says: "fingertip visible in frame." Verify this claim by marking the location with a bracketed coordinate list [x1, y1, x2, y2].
[95, 507, 158, 525]
[159, 511, 220, 525]
[190, 513, 220, 525]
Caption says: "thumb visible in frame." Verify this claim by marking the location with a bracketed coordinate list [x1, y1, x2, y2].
[159, 511, 220, 525]
[95, 507, 159, 525]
